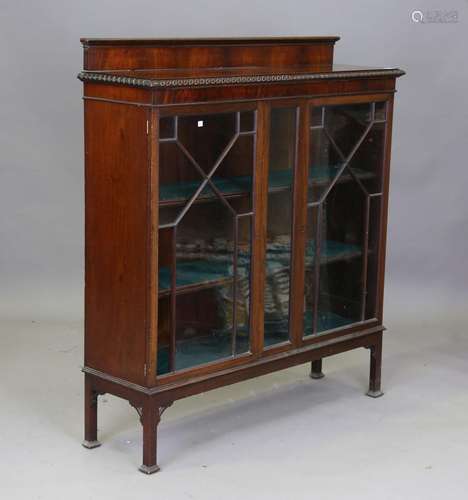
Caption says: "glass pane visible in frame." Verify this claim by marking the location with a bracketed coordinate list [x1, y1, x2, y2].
[236, 215, 252, 345]
[303, 206, 319, 336]
[304, 102, 386, 337]
[178, 113, 237, 173]
[157, 281, 250, 375]
[310, 106, 324, 128]
[308, 123, 343, 203]
[365, 196, 382, 319]
[316, 181, 366, 332]
[159, 140, 203, 214]
[264, 107, 297, 347]
[350, 121, 385, 195]
[211, 134, 254, 211]
[240, 110, 255, 132]
[374, 101, 387, 122]
[308, 103, 375, 203]
[157, 192, 253, 374]
[160, 116, 176, 139]
[158, 111, 255, 215]
[157, 111, 254, 375]
[324, 103, 371, 155]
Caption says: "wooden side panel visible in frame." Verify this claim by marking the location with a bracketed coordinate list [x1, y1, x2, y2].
[146, 108, 159, 386]
[84, 100, 149, 385]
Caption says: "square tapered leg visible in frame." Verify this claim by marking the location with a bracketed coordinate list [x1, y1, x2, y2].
[83, 374, 101, 449]
[366, 333, 384, 398]
[139, 400, 160, 474]
[310, 359, 325, 379]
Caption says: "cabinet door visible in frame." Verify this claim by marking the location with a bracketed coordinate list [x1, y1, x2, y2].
[156, 108, 256, 375]
[263, 106, 299, 348]
[303, 100, 388, 336]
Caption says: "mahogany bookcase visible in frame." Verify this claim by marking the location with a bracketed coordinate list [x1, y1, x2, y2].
[78, 36, 404, 473]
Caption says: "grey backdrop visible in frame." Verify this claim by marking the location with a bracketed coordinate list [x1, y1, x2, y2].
[1, 0, 467, 321]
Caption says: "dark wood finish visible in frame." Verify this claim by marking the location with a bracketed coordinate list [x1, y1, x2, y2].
[82, 37, 338, 72]
[140, 399, 160, 474]
[376, 98, 395, 322]
[153, 78, 397, 106]
[85, 327, 383, 398]
[146, 108, 159, 386]
[82, 374, 101, 448]
[81, 36, 340, 45]
[84, 100, 150, 386]
[310, 359, 324, 379]
[83, 82, 152, 105]
[290, 101, 310, 347]
[367, 332, 383, 397]
[80, 37, 403, 473]
[251, 102, 269, 354]
[83, 326, 384, 471]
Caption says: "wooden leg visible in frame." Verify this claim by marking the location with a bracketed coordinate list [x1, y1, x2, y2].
[310, 359, 325, 379]
[139, 400, 160, 474]
[82, 374, 101, 449]
[367, 333, 384, 398]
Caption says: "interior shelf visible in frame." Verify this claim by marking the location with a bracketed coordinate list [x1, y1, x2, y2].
[158, 260, 232, 297]
[158, 239, 362, 296]
[159, 165, 374, 206]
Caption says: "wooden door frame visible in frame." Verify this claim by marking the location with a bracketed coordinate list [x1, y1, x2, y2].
[150, 101, 262, 386]
[299, 92, 394, 350]
[149, 93, 394, 386]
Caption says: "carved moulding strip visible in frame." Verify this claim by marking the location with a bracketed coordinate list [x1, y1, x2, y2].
[77, 69, 405, 89]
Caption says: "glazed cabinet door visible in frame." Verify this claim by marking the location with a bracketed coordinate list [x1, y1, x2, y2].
[302, 99, 389, 338]
[155, 107, 257, 376]
[262, 106, 300, 349]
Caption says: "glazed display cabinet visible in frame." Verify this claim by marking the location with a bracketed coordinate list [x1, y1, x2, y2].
[78, 37, 404, 473]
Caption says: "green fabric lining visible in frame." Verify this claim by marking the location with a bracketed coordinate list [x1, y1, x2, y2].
[159, 165, 372, 202]
[158, 240, 361, 292]
[157, 310, 355, 375]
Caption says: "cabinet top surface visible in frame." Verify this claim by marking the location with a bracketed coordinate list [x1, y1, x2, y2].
[80, 36, 341, 46]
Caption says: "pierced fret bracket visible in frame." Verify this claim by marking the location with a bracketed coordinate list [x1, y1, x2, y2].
[129, 402, 173, 425]
[129, 402, 144, 424]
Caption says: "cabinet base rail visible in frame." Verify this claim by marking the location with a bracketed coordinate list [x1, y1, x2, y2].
[83, 327, 384, 474]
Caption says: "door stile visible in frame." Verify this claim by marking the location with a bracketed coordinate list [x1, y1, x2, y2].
[290, 101, 310, 347]
[147, 107, 160, 386]
[250, 102, 270, 355]
[375, 97, 394, 322]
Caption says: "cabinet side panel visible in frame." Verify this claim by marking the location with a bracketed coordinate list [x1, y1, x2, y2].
[84, 100, 148, 385]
